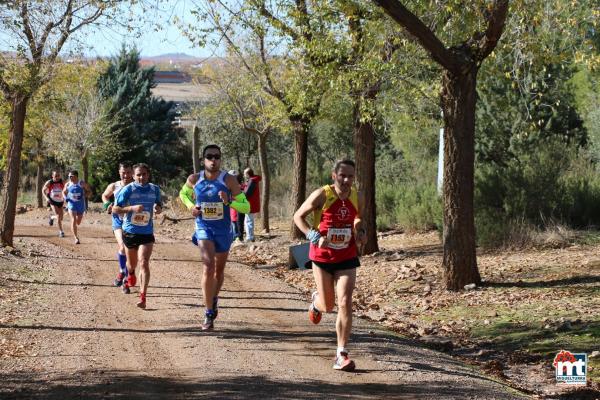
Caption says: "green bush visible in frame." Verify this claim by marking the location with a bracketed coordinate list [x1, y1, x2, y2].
[376, 180, 442, 232]
[475, 140, 600, 247]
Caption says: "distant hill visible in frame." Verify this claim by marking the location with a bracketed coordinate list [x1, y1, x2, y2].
[142, 53, 202, 62]
[140, 54, 229, 72]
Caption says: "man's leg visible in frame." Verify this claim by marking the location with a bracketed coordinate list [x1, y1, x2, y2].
[308, 264, 335, 325]
[333, 268, 357, 371]
[69, 210, 78, 238]
[237, 214, 245, 241]
[73, 213, 83, 243]
[197, 239, 217, 310]
[113, 229, 127, 286]
[56, 206, 64, 234]
[136, 243, 153, 308]
[197, 239, 217, 330]
[245, 213, 255, 241]
[215, 251, 229, 294]
[124, 244, 138, 294]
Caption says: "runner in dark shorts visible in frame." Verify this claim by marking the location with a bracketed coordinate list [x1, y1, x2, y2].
[101, 162, 134, 287]
[113, 163, 162, 309]
[42, 171, 65, 237]
[293, 159, 367, 372]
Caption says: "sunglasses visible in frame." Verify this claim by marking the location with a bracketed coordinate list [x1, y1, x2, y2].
[205, 154, 221, 160]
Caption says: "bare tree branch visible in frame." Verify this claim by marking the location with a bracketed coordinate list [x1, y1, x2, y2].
[372, 0, 461, 73]
[19, 2, 37, 59]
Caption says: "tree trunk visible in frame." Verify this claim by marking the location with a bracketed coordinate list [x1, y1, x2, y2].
[82, 153, 90, 210]
[441, 68, 481, 290]
[0, 96, 29, 246]
[192, 125, 200, 174]
[353, 102, 379, 255]
[82, 153, 89, 184]
[290, 118, 308, 239]
[257, 133, 270, 233]
[36, 160, 44, 208]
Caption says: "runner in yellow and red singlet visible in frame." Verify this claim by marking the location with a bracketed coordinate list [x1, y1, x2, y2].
[293, 159, 367, 372]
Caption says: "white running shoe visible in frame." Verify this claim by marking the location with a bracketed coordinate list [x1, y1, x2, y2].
[333, 352, 356, 372]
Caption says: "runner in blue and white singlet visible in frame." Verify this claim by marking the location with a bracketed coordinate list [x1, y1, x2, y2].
[62, 170, 91, 244]
[101, 162, 133, 288]
[116, 179, 161, 237]
[179, 144, 250, 331]
[113, 163, 162, 309]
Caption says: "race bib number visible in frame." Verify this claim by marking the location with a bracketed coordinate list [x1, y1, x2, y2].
[327, 227, 352, 249]
[70, 192, 81, 201]
[201, 202, 224, 220]
[131, 211, 151, 226]
[50, 189, 64, 202]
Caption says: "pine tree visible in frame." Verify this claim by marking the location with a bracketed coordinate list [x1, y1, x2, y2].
[95, 46, 189, 186]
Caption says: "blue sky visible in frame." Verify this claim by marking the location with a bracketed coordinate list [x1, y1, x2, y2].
[0, 0, 212, 58]
[82, 1, 211, 58]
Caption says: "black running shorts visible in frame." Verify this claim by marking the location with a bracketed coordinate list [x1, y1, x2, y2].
[123, 233, 155, 249]
[48, 199, 64, 208]
[311, 257, 360, 275]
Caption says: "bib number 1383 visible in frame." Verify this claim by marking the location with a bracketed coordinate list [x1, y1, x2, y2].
[327, 227, 351, 249]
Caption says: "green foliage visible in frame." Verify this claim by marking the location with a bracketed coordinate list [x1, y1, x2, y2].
[475, 141, 600, 247]
[473, 7, 599, 247]
[571, 67, 600, 163]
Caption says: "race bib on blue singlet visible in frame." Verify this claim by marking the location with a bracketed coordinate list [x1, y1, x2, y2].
[131, 211, 151, 226]
[201, 202, 224, 220]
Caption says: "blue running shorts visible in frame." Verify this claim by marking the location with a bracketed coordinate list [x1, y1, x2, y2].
[193, 228, 233, 253]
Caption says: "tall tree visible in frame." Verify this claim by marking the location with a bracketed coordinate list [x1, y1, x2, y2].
[203, 61, 289, 233]
[187, 0, 338, 238]
[373, 0, 510, 290]
[95, 47, 189, 187]
[0, 0, 119, 246]
[45, 63, 116, 183]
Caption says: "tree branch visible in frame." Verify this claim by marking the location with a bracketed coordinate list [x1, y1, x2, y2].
[372, 0, 461, 73]
[36, 0, 74, 60]
[257, 30, 285, 102]
[0, 74, 12, 100]
[247, 0, 300, 41]
[476, 0, 509, 61]
[19, 2, 37, 59]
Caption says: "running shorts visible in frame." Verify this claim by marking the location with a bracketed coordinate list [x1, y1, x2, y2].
[311, 257, 360, 275]
[123, 232, 155, 249]
[194, 228, 233, 253]
[48, 199, 64, 208]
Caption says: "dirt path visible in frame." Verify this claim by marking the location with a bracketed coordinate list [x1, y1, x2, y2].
[0, 213, 527, 399]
